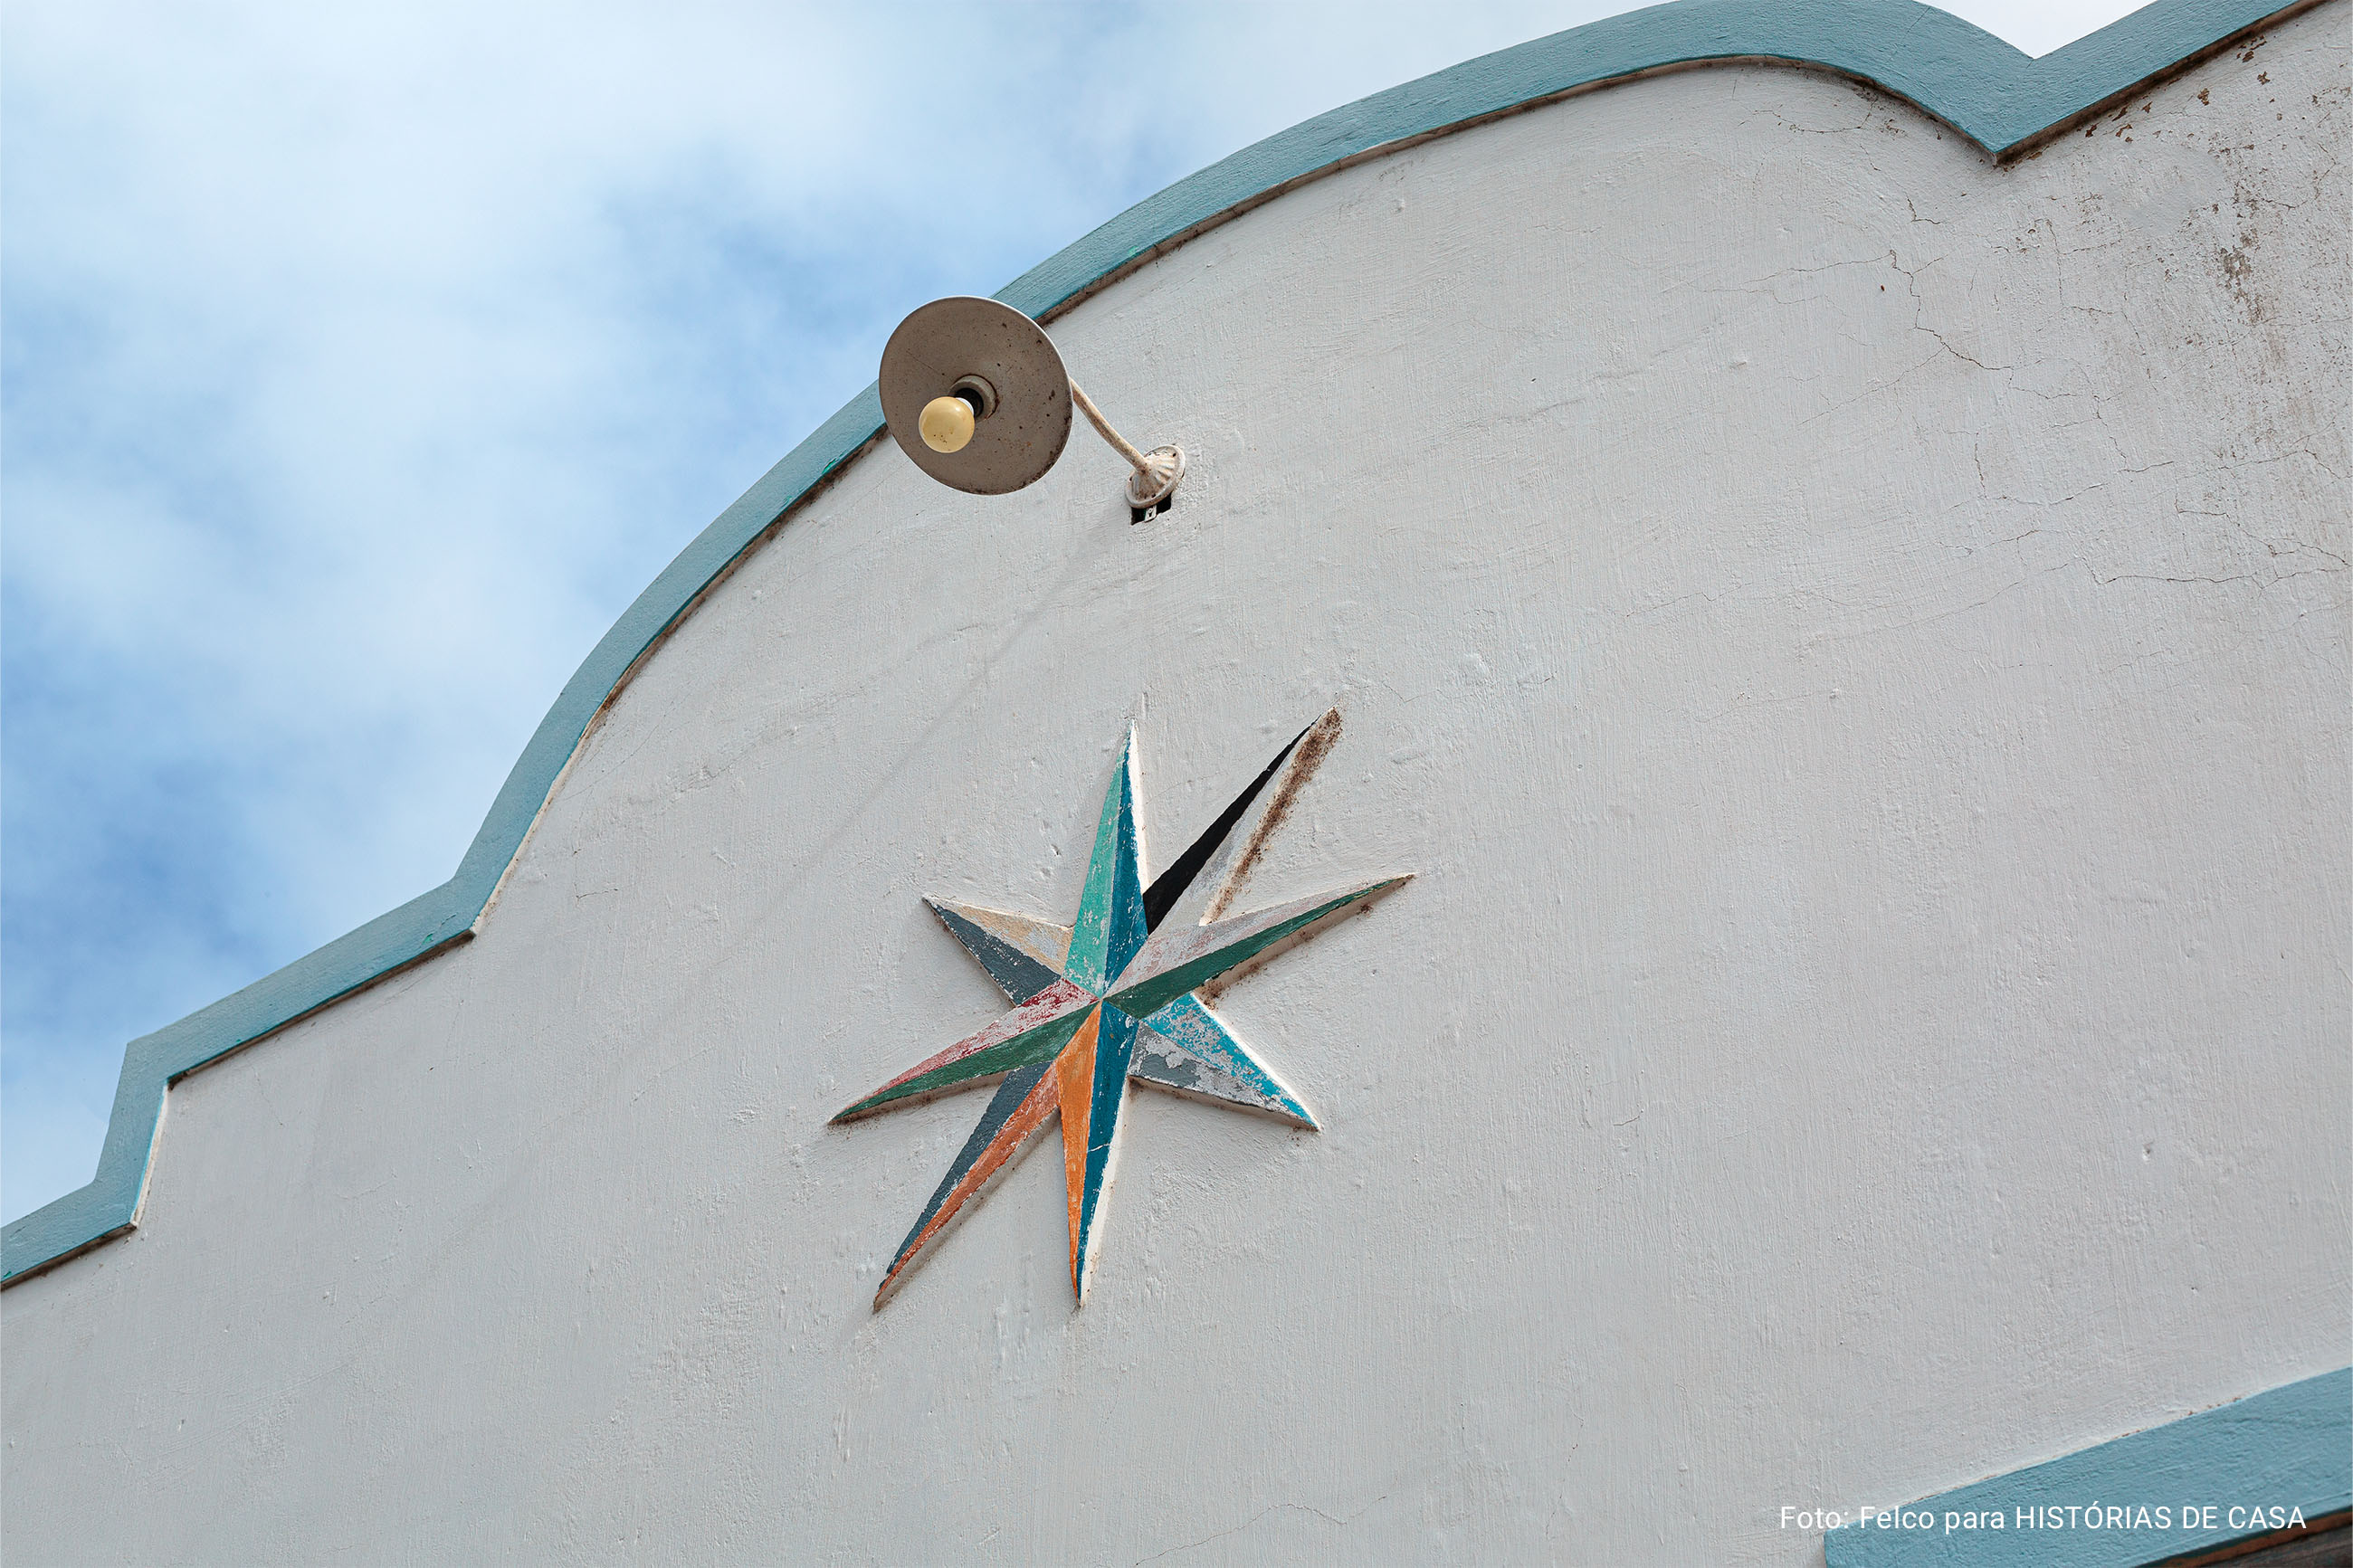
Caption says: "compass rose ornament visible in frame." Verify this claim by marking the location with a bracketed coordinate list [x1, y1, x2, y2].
[834, 710, 1406, 1307]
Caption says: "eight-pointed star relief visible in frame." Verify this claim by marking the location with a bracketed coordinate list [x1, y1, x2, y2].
[833, 711, 1407, 1307]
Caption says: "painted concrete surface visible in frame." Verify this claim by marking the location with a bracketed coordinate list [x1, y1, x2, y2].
[5, 10, 2346, 1564]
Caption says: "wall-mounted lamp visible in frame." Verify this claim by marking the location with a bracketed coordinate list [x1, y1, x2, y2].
[879, 297, 1183, 510]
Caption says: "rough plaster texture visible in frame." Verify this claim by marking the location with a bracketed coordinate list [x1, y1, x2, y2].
[5, 12, 2347, 1564]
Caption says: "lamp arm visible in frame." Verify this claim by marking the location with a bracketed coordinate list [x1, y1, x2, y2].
[1067, 379, 1153, 473]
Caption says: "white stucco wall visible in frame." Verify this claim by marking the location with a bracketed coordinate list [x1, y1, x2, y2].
[5, 11, 2346, 1563]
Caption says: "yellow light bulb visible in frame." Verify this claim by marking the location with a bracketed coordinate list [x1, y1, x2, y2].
[919, 394, 976, 453]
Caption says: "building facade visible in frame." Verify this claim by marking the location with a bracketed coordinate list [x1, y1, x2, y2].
[5, 0, 2347, 1562]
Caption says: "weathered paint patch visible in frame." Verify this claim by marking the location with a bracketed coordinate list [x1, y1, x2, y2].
[875, 1060, 1059, 1306]
[1133, 993, 1317, 1127]
[1200, 708, 1342, 925]
[925, 899, 1072, 1003]
[1074, 1003, 1140, 1298]
[1055, 1005, 1102, 1288]
[1106, 878, 1410, 1022]
[1062, 731, 1148, 995]
[832, 981, 1092, 1120]
[1140, 722, 1310, 932]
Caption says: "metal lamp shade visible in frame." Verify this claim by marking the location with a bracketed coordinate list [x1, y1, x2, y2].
[879, 297, 1074, 495]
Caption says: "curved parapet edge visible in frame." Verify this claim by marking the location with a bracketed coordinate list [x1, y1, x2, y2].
[1, 0, 2312, 1285]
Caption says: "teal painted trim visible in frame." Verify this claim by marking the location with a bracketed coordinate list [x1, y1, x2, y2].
[992, 0, 2306, 328]
[1, 0, 2311, 1284]
[1824, 1370, 2353, 1567]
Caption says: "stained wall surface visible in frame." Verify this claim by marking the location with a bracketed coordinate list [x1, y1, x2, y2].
[5, 11, 2347, 1564]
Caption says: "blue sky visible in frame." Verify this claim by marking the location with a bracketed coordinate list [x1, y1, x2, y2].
[3, 0, 2139, 1223]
